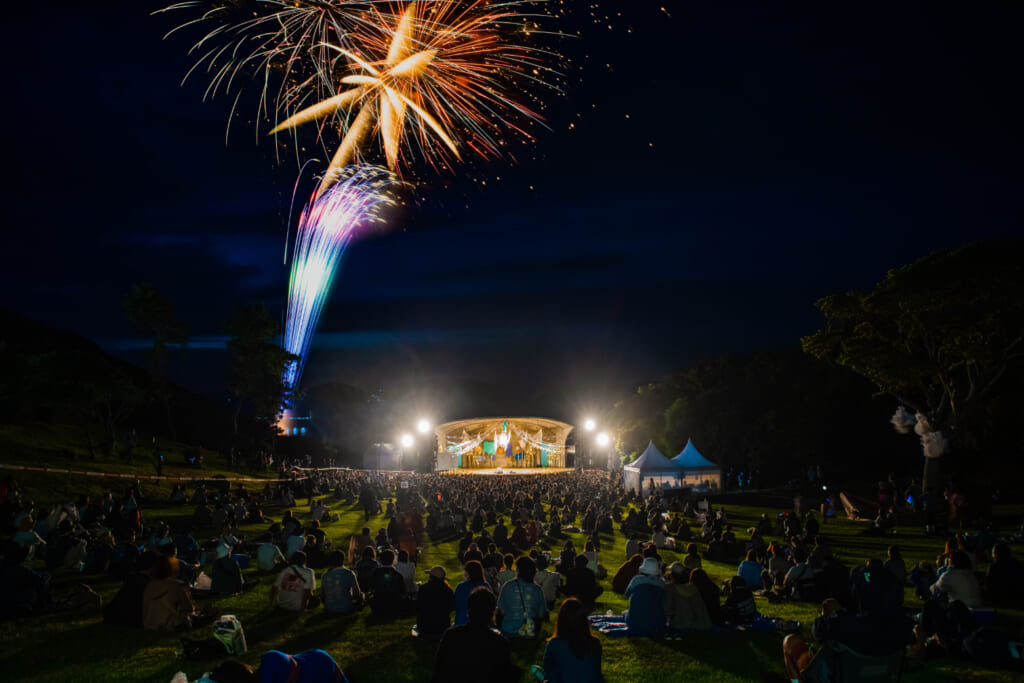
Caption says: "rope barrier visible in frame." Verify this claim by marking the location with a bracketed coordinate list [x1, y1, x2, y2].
[0, 462, 305, 484]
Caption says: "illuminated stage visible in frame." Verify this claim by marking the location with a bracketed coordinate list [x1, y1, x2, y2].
[442, 467, 573, 476]
[434, 417, 574, 472]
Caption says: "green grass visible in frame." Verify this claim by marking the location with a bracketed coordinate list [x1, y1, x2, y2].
[2, 424, 1022, 682]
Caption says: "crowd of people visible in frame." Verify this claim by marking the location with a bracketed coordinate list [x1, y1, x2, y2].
[2, 467, 1024, 682]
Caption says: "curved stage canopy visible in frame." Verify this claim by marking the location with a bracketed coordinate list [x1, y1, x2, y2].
[434, 417, 573, 470]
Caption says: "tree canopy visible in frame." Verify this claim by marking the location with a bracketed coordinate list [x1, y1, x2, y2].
[802, 240, 1024, 450]
[225, 303, 298, 439]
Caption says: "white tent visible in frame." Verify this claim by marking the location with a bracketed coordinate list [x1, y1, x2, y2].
[672, 439, 721, 492]
[622, 441, 684, 497]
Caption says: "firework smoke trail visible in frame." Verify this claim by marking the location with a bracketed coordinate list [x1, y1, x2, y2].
[283, 165, 396, 390]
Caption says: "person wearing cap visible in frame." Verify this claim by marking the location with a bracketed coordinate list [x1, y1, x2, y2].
[321, 550, 362, 614]
[624, 557, 665, 636]
[415, 565, 455, 638]
[663, 562, 710, 631]
[208, 541, 243, 594]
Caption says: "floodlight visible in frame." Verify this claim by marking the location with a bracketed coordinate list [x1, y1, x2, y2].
[417, 419, 431, 434]
[400, 433, 414, 448]
[596, 432, 610, 447]
[584, 419, 596, 431]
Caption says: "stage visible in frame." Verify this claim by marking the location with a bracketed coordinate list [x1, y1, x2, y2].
[441, 467, 572, 476]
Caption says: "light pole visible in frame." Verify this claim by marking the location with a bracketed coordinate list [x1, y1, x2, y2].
[416, 419, 431, 472]
[596, 432, 612, 471]
[399, 433, 414, 470]
[582, 418, 596, 469]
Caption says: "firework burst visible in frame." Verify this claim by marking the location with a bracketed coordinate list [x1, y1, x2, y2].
[160, 1, 562, 182]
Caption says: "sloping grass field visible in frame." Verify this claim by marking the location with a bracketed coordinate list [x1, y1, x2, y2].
[1, 424, 1022, 682]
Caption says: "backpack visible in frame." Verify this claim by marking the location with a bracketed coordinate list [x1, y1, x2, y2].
[212, 614, 248, 655]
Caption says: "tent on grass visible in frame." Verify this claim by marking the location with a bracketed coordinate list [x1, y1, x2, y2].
[622, 441, 684, 497]
[671, 439, 722, 492]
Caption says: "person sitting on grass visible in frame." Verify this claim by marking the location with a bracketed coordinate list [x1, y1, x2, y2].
[414, 565, 455, 639]
[141, 555, 199, 631]
[930, 551, 983, 608]
[433, 587, 518, 683]
[612, 554, 644, 594]
[723, 576, 758, 625]
[663, 561, 711, 632]
[370, 549, 407, 616]
[256, 534, 287, 574]
[689, 568, 724, 626]
[583, 539, 605, 578]
[534, 555, 562, 608]
[348, 526, 372, 567]
[565, 554, 604, 607]
[396, 548, 418, 595]
[985, 543, 1024, 605]
[624, 557, 665, 636]
[496, 553, 516, 588]
[559, 541, 576, 576]
[0, 543, 51, 619]
[783, 547, 815, 601]
[736, 550, 763, 589]
[270, 551, 316, 612]
[210, 543, 245, 595]
[537, 597, 604, 683]
[454, 560, 491, 626]
[321, 550, 362, 615]
[355, 545, 380, 588]
[682, 543, 702, 573]
[496, 556, 549, 637]
[285, 526, 306, 560]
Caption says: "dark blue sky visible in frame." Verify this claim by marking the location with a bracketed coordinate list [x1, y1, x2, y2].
[3, 1, 1022, 412]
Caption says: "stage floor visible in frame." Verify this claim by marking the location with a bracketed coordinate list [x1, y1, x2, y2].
[441, 467, 572, 476]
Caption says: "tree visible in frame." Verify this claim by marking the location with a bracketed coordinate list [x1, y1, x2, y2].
[225, 303, 298, 441]
[802, 241, 1024, 490]
[123, 283, 187, 440]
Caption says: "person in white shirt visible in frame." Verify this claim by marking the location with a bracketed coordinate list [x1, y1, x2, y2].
[257, 534, 287, 573]
[286, 527, 306, 559]
[931, 551, 984, 608]
[271, 551, 316, 611]
[534, 555, 562, 607]
[395, 549, 418, 594]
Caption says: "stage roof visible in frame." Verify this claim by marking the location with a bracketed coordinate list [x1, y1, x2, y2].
[433, 416, 575, 453]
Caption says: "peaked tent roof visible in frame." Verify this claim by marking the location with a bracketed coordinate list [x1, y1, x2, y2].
[626, 441, 682, 472]
[673, 439, 717, 469]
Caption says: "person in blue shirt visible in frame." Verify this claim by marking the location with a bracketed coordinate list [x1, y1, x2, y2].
[736, 550, 763, 589]
[321, 551, 362, 614]
[496, 556, 549, 637]
[540, 597, 604, 683]
[453, 560, 491, 626]
[624, 557, 665, 635]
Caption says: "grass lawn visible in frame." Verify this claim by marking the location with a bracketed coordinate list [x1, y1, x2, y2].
[2, 426, 1022, 682]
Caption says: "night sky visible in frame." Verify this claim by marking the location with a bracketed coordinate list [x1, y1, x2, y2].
[3, 1, 1022, 417]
